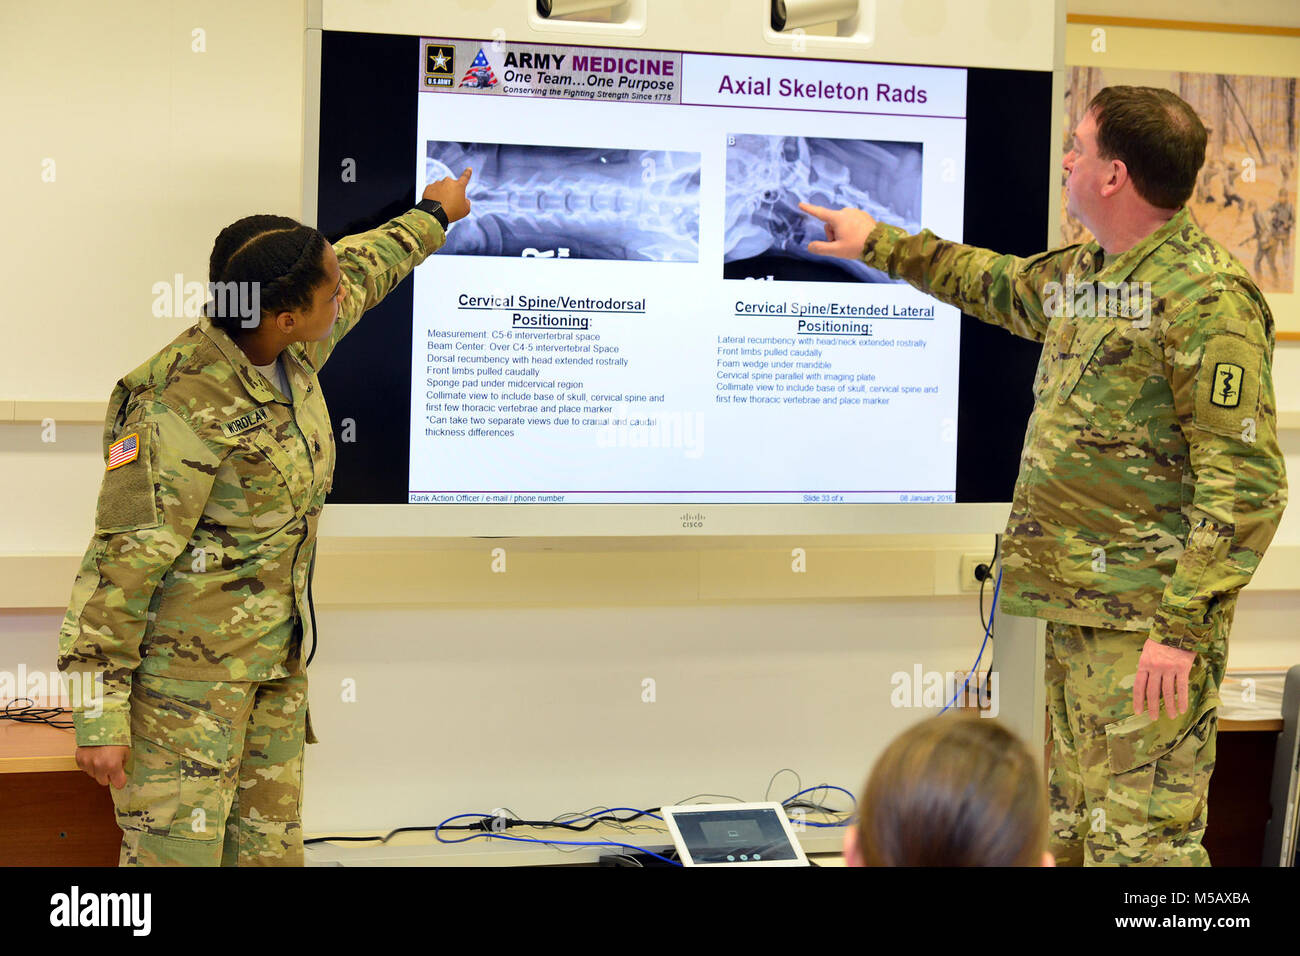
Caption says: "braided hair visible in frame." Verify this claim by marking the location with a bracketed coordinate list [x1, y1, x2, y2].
[206, 215, 328, 334]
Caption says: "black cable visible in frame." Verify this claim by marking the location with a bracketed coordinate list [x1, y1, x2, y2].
[979, 533, 1000, 702]
[304, 547, 318, 667]
[305, 824, 447, 845]
[304, 784, 849, 848]
[977, 533, 998, 631]
[784, 800, 851, 817]
[304, 809, 663, 846]
[461, 810, 663, 834]
[1, 698, 74, 729]
[977, 563, 989, 630]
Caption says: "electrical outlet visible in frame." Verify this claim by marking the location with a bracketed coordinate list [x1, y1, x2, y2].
[959, 554, 990, 592]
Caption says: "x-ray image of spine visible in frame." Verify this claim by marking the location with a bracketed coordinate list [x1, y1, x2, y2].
[426, 142, 701, 262]
[724, 135, 923, 282]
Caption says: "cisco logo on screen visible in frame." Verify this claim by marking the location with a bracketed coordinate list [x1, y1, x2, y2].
[680, 511, 706, 529]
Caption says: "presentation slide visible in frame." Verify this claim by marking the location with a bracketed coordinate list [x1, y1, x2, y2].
[408, 38, 968, 505]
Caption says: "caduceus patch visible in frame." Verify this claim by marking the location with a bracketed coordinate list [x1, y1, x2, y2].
[1210, 363, 1243, 408]
[1194, 335, 1259, 438]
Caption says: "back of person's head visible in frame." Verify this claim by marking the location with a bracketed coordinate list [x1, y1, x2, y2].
[206, 215, 328, 335]
[849, 714, 1049, 866]
[1087, 85, 1207, 210]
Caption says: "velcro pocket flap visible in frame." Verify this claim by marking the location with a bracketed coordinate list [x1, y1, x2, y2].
[1058, 325, 1113, 402]
[130, 684, 233, 770]
[1105, 694, 1218, 776]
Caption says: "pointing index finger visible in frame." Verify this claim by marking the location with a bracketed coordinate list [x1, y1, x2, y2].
[799, 201, 833, 222]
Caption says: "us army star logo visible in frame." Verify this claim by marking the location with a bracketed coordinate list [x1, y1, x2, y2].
[425, 44, 455, 87]
[1211, 362, 1243, 408]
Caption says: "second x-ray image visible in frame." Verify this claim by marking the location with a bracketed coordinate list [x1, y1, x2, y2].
[724, 135, 923, 282]
[426, 142, 701, 262]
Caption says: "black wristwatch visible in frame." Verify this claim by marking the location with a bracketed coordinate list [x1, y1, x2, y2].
[415, 197, 449, 230]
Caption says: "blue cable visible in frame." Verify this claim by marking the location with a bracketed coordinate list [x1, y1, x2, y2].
[434, 811, 683, 866]
[550, 807, 663, 824]
[782, 785, 857, 809]
[435, 650, 956, 854]
[939, 565, 1002, 714]
[779, 566, 1005, 829]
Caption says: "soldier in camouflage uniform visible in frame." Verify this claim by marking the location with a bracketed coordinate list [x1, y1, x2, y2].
[57, 171, 472, 865]
[803, 87, 1286, 865]
[1247, 200, 1281, 285]
[1270, 190, 1294, 247]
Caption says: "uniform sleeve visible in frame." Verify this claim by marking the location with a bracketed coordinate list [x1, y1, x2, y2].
[1151, 291, 1288, 653]
[56, 400, 221, 746]
[303, 208, 447, 370]
[860, 222, 1070, 343]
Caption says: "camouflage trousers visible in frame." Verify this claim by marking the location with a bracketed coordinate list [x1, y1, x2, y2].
[1045, 598, 1231, 866]
[108, 671, 310, 866]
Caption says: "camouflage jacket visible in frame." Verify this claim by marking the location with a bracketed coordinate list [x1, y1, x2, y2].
[862, 207, 1287, 652]
[58, 209, 445, 745]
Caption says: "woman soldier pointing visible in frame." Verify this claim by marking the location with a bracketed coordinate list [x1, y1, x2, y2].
[56, 170, 471, 866]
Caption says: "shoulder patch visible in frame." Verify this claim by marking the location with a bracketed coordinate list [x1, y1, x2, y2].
[106, 432, 140, 470]
[96, 421, 160, 533]
[219, 406, 271, 438]
[1194, 335, 1261, 437]
[1208, 363, 1244, 407]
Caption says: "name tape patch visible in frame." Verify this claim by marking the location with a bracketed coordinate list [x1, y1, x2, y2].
[220, 406, 271, 438]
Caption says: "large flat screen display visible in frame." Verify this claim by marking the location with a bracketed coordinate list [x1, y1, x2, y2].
[312, 30, 1053, 527]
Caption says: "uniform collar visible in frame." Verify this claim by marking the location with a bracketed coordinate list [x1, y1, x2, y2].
[284, 343, 317, 376]
[280, 345, 317, 404]
[1089, 207, 1191, 284]
[199, 317, 282, 405]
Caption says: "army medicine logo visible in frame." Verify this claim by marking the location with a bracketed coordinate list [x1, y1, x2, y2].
[424, 44, 455, 87]
[460, 47, 498, 89]
[1211, 362, 1244, 407]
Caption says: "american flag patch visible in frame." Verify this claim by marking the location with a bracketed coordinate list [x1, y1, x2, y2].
[107, 432, 139, 470]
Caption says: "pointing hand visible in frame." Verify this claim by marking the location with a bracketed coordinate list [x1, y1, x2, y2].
[799, 201, 877, 259]
[423, 167, 473, 223]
